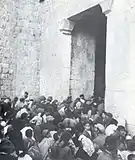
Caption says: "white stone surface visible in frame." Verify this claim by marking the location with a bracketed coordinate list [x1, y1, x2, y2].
[105, 0, 135, 133]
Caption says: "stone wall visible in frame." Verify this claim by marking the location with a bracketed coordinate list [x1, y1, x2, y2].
[0, 0, 17, 98]
[105, 0, 135, 133]
[0, 0, 45, 98]
[14, 0, 43, 98]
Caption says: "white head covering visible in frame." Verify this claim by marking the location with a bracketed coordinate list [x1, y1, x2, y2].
[105, 124, 118, 136]
[95, 123, 105, 133]
[126, 135, 132, 140]
[78, 135, 95, 157]
[0, 121, 6, 127]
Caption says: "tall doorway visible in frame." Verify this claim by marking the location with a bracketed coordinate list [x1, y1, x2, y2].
[70, 5, 107, 99]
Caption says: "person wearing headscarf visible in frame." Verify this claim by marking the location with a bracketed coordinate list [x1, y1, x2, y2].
[93, 123, 106, 149]
[76, 120, 95, 160]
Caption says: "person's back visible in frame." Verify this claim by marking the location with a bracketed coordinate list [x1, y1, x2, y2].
[59, 145, 74, 160]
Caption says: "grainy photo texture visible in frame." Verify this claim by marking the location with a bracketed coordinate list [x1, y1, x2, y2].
[0, 0, 135, 160]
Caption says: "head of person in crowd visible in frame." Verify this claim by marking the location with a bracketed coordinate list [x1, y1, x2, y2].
[4, 97, 11, 104]
[110, 118, 118, 126]
[41, 96, 46, 103]
[52, 100, 59, 111]
[12, 96, 18, 104]
[79, 94, 85, 103]
[97, 96, 104, 103]
[81, 111, 89, 123]
[79, 94, 85, 100]
[24, 91, 28, 99]
[105, 112, 113, 121]
[1, 95, 7, 102]
[66, 96, 72, 104]
[105, 123, 118, 137]
[83, 120, 91, 131]
[75, 101, 81, 109]
[128, 154, 135, 160]
[53, 132, 59, 142]
[20, 112, 28, 123]
[85, 100, 93, 108]
[73, 97, 80, 107]
[82, 120, 93, 139]
[87, 109, 92, 119]
[42, 129, 51, 138]
[102, 112, 113, 127]
[52, 99, 58, 105]
[91, 102, 98, 115]
[20, 98, 25, 103]
[5, 124, 13, 137]
[0, 121, 6, 135]
[25, 129, 33, 139]
[126, 139, 135, 152]
[46, 114, 55, 125]
[104, 135, 119, 154]
[59, 131, 72, 147]
[116, 125, 127, 139]
[95, 123, 105, 135]
[24, 98, 30, 106]
[46, 96, 53, 104]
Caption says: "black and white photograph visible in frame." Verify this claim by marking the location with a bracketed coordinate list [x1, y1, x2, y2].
[0, 0, 135, 160]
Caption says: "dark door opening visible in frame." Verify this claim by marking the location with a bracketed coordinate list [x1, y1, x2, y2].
[94, 13, 107, 98]
[70, 6, 107, 99]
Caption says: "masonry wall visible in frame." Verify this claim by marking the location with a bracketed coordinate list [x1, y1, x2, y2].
[0, 0, 46, 98]
[0, 0, 17, 98]
[14, 0, 43, 98]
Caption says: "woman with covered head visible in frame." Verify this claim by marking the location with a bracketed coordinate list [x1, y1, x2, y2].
[93, 123, 106, 150]
[75, 120, 95, 160]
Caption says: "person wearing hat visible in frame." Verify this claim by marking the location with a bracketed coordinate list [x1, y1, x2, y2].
[93, 123, 106, 149]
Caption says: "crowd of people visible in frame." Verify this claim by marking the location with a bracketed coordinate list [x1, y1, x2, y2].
[0, 92, 135, 160]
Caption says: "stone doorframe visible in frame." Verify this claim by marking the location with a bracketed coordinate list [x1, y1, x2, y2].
[59, 0, 114, 35]
[58, 0, 114, 96]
